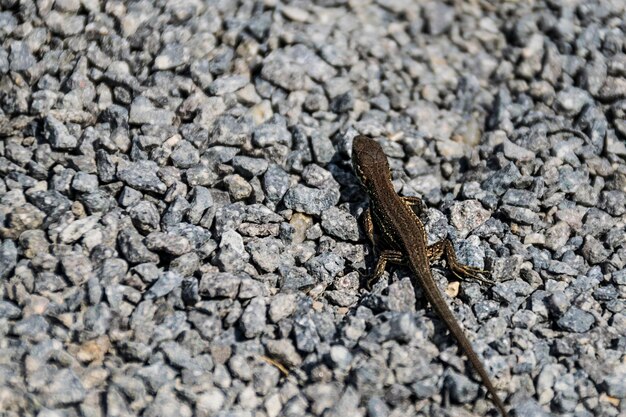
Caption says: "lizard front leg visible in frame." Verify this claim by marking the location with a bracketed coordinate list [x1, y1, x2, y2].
[363, 208, 375, 247]
[362, 208, 407, 289]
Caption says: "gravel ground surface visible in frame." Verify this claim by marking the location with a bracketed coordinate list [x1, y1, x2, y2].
[1, 0, 626, 416]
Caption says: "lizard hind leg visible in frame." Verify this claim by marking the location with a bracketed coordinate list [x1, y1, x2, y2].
[428, 239, 494, 285]
[401, 195, 427, 215]
[366, 250, 405, 290]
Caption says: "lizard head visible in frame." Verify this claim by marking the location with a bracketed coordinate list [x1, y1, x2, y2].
[352, 135, 391, 187]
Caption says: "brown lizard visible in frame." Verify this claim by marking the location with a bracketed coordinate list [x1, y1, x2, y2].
[352, 135, 509, 416]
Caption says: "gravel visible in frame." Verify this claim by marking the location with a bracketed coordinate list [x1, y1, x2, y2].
[1, 1, 626, 417]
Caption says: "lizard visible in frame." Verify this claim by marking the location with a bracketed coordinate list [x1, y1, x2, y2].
[352, 135, 509, 417]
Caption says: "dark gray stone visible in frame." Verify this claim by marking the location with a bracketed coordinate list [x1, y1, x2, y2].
[83, 303, 111, 338]
[128, 200, 160, 233]
[117, 161, 167, 194]
[263, 164, 290, 203]
[44, 368, 87, 406]
[423, 1, 455, 35]
[44, 116, 78, 150]
[252, 115, 291, 147]
[145, 232, 192, 255]
[9, 41, 36, 72]
[117, 227, 160, 264]
[261, 51, 305, 91]
[129, 96, 176, 125]
[240, 297, 266, 338]
[233, 155, 269, 178]
[321, 207, 359, 241]
[0, 300, 21, 319]
[71, 172, 99, 192]
[481, 163, 522, 196]
[170, 141, 200, 169]
[283, 185, 340, 215]
[145, 271, 183, 300]
[0, 239, 17, 279]
[557, 307, 595, 333]
[154, 43, 189, 70]
[209, 115, 250, 146]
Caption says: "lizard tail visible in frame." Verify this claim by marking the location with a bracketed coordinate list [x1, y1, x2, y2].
[417, 273, 510, 417]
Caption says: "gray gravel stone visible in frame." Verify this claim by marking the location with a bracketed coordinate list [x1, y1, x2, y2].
[224, 174, 253, 201]
[0, 47, 7, 74]
[557, 307, 595, 333]
[0, 239, 17, 279]
[445, 371, 479, 405]
[1, 2, 624, 416]
[252, 115, 291, 148]
[263, 164, 290, 203]
[196, 388, 226, 417]
[268, 293, 298, 323]
[117, 227, 159, 264]
[209, 115, 250, 146]
[321, 207, 359, 241]
[71, 172, 99, 193]
[145, 271, 183, 300]
[0, 300, 21, 319]
[240, 297, 266, 338]
[501, 205, 543, 226]
[555, 87, 593, 116]
[265, 338, 302, 368]
[247, 237, 284, 273]
[283, 185, 340, 216]
[44, 368, 86, 407]
[544, 221, 571, 251]
[199, 272, 240, 299]
[9, 41, 36, 72]
[154, 43, 189, 70]
[128, 200, 160, 233]
[449, 200, 491, 238]
[170, 141, 200, 169]
[423, 1, 455, 35]
[145, 232, 192, 255]
[44, 116, 78, 150]
[503, 139, 536, 162]
[599, 190, 626, 216]
[45, 11, 85, 36]
[12, 315, 49, 341]
[214, 229, 250, 273]
[603, 365, 626, 398]
[117, 161, 167, 194]
[481, 162, 521, 196]
[612, 269, 626, 285]
[261, 51, 306, 91]
[208, 75, 249, 95]
[129, 96, 176, 125]
[60, 253, 93, 285]
[233, 155, 269, 178]
[581, 235, 610, 265]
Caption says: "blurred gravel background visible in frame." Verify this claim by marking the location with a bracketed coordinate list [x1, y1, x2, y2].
[1, 0, 626, 416]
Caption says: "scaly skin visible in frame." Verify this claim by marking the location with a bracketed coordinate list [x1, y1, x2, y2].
[352, 135, 509, 417]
